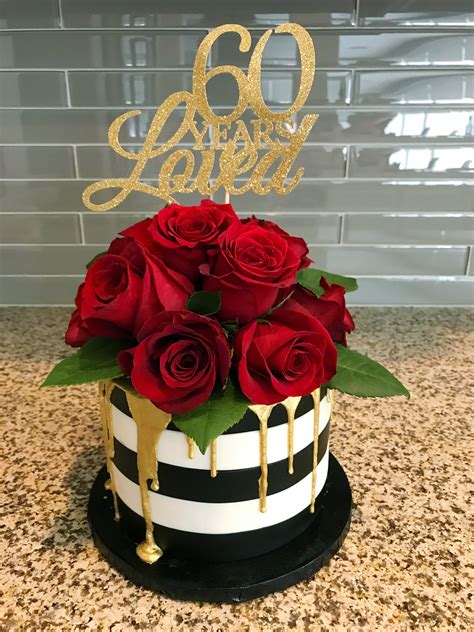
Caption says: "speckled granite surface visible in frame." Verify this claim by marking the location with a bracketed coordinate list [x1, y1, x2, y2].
[1, 307, 472, 631]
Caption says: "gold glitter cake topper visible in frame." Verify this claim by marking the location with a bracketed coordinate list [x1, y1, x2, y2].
[82, 23, 317, 212]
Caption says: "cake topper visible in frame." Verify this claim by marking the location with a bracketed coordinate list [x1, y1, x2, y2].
[82, 23, 317, 212]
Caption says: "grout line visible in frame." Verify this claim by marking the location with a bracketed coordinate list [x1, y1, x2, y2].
[0, 65, 473, 72]
[64, 70, 72, 107]
[78, 213, 85, 244]
[71, 145, 80, 178]
[1, 104, 473, 111]
[465, 245, 473, 275]
[56, 0, 64, 28]
[0, 26, 472, 32]
[339, 214, 345, 243]
[355, 0, 361, 27]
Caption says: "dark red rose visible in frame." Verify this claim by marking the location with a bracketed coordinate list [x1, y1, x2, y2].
[108, 235, 146, 275]
[234, 308, 337, 405]
[121, 200, 239, 280]
[65, 283, 92, 347]
[202, 217, 311, 324]
[133, 250, 193, 335]
[280, 279, 355, 345]
[80, 254, 143, 339]
[119, 311, 231, 414]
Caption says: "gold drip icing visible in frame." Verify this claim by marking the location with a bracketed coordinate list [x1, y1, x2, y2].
[281, 396, 302, 474]
[210, 440, 217, 477]
[249, 403, 276, 512]
[99, 380, 120, 521]
[309, 388, 321, 513]
[186, 436, 195, 459]
[125, 392, 171, 564]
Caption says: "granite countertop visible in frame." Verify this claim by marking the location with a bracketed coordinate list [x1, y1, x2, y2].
[1, 307, 472, 630]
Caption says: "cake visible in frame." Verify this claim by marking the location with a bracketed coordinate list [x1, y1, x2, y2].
[42, 23, 409, 601]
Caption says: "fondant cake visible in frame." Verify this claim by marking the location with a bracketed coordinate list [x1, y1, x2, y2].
[42, 23, 409, 601]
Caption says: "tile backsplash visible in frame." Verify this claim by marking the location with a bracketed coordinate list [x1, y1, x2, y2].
[0, 0, 473, 306]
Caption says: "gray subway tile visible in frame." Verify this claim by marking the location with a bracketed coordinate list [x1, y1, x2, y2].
[81, 211, 341, 245]
[343, 214, 474, 245]
[0, 180, 207, 211]
[0, 214, 81, 244]
[75, 145, 346, 179]
[68, 69, 351, 107]
[61, 0, 355, 28]
[354, 70, 474, 106]
[0, 245, 99, 275]
[0, 147, 75, 179]
[0, 276, 81, 305]
[347, 277, 474, 306]
[0, 72, 67, 107]
[349, 146, 474, 179]
[305, 109, 474, 144]
[7, 108, 473, 147]
[2, 180, 474, 213]
[0, 109, 193, 144]
[214, 181, 474, 213]
[0, 31, 206, 69]
[308, 245, 468, 276]
[214, 30, 474, 69]
[358, 0, 474, 26]
[0, 0, 60, 28]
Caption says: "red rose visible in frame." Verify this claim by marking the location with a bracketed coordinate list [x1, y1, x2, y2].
[281, 279, 355, 345]
[234, 308, 337, 405]
[133, 250, 193, 335]
[202, 217, 311, 324]
[65, 283, 91, 347]
[108, 235, 146, 275]
[121, 200, 239, 280]
[80, 254, 143, 339]
[119, 311, 232, 414]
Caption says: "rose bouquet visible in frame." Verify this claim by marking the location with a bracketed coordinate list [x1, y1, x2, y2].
[43, 200, 409, 453]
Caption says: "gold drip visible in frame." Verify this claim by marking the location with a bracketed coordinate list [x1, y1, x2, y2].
[309, 388, 321, 513]
[126, 392, 171, 564]
[99, 380, 120, 521]
[249, 403, 276, 512]
[186, 436, 195, 459]
[210, 440, 217, 477]
[281, 396, 302, 474]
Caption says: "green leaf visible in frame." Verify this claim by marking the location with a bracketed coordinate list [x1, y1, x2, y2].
[317, 269, 358, 292]
[329, 344, 410, 398]
[86, 251, 107, 269]
[186, 290, 221, 316]
[172, 379, 250, 454]
[296, 269, 324, 297]
[297, 268, 358, 296]
[41, 337, 133, 387]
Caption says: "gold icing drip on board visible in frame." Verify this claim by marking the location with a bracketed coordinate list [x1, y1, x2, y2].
[309, 388, 321, 513]
[249, 403, 276, 512]
[210, 440, 218, 477]
[125, 392, 171, 564]
[281, 396, 302, 474]
[99, 380, 120, 521]
[186, 436, 195, 459]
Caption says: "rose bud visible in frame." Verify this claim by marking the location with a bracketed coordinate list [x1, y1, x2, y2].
[202, 216, 311, 324]
[121, 200, 239, 281]
[80, 254, 143, 339]
[119, 311, 232, 414]
[234, 308, 337, 405]
[64, 283, 91, 347]
[279, 279, 355, 345]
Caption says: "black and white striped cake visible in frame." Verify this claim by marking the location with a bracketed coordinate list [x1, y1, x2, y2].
[109, 388, 331, 562]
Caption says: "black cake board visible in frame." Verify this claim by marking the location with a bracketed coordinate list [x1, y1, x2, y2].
[88, 453, 352, 604]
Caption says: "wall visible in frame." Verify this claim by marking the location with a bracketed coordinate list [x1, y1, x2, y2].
[0, 0, 473, 305]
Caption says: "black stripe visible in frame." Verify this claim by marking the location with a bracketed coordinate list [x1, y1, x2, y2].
[113, 422, 330, 503]
[115, 481, 330, 563]
[110, 384, 327, 434]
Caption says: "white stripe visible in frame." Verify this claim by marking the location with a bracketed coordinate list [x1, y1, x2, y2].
[113, 448, 330, 535]
[112, 396, 331, 471]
